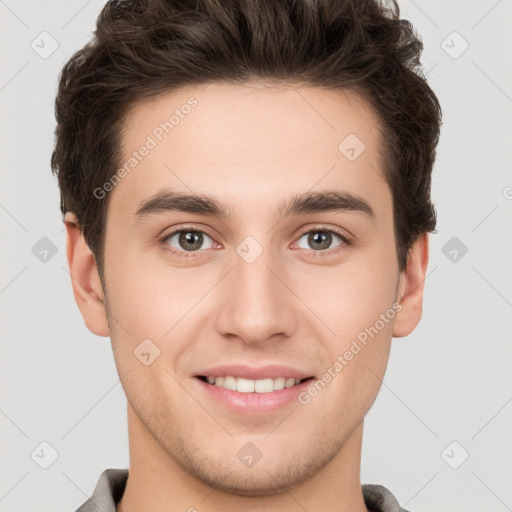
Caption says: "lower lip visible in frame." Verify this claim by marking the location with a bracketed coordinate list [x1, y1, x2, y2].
[193, 377, 315, 415]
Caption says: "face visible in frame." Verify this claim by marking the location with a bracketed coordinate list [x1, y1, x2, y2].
[83, 82, 418, 495]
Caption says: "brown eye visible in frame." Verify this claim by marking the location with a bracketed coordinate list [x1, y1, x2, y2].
[164, 230, 214, 252]
[296, 229, 348, 251]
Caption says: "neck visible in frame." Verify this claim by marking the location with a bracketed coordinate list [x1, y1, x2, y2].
[117, 404, 369, 512]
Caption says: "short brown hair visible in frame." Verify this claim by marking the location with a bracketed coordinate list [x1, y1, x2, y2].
[51, 0, 442, 277]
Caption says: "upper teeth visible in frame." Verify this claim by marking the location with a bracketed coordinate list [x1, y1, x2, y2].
[205, 376, 302, 393]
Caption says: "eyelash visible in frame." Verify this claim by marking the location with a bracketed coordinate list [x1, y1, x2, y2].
[159, 225, 352, 259]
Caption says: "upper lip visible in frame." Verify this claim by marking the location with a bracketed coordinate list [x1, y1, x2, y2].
[195, 364, 313, 380]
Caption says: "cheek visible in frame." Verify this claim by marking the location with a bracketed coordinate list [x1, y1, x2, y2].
[300, 242, 398, 389]
[308, 257, 398, 340]
[307, 274, 395, 424]
[104, 242, 205, 332]
[104, 248, 219, 377]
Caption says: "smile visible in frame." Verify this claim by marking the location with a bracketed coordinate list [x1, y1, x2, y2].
[197, 375, 314, 393]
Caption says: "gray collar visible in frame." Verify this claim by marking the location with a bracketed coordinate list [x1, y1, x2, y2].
[75, 468, 411, 512]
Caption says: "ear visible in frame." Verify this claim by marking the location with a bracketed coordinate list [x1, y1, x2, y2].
[64, 212, 110, 337]
[392, 233, 430, 338]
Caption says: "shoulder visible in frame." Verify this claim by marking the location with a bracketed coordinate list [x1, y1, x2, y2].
[362, 483, 411, 512]
[74, 468, 128, 512]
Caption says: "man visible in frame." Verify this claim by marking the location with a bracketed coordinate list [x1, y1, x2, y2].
[51, 0, 442, 510]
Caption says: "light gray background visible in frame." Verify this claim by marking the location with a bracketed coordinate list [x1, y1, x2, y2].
[1, 1, 511, 511]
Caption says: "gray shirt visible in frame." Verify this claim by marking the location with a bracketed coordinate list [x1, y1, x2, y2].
[75, 468, 411, 512]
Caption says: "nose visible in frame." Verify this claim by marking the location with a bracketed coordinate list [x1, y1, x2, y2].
[213, 244, 297, 346]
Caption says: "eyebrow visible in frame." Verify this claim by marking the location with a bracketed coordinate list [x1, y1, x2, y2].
[132, 189, 375, 223]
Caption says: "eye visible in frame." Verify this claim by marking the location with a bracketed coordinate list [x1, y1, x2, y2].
[295, 228, 349, 252]
[163, 229, 215, 253]
[160, 225, 350, 259]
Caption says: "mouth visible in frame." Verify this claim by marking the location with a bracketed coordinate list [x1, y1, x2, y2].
[196, 375, 315, 393]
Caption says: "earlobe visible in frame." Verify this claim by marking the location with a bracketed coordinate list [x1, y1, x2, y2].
[392, 233, 430, 338]
[64, 212, 110, 337]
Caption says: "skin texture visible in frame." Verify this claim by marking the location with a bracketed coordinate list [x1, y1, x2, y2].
[65, 82, 429, 512]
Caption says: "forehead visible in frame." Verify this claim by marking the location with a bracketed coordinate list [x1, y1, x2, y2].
[111, 81, 390, 221]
